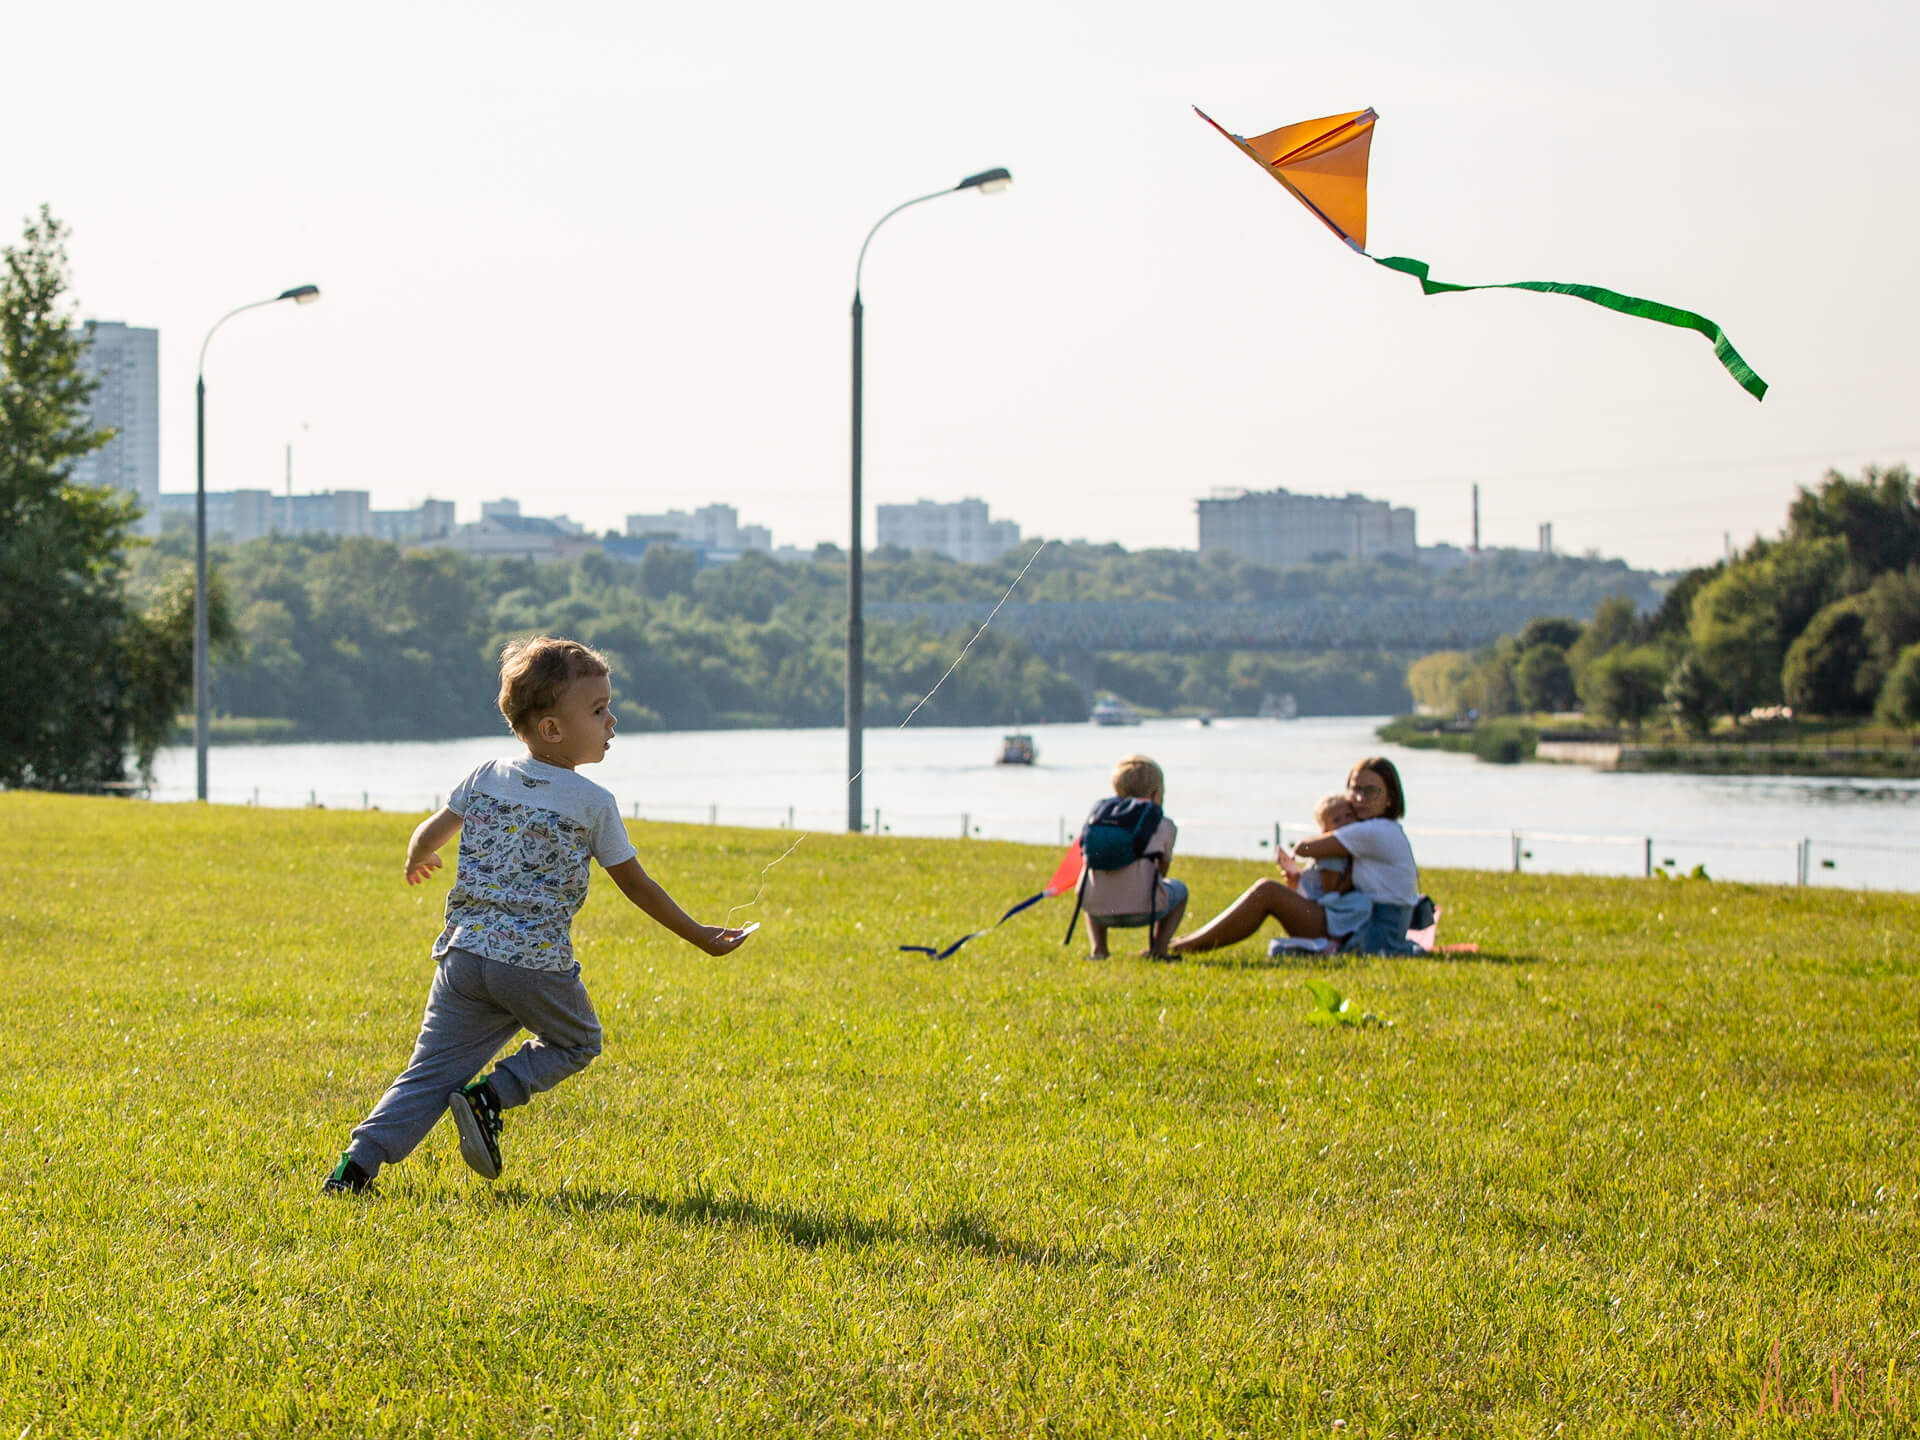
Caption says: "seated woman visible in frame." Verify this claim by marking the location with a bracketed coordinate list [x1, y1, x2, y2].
[1168, 756, 1421, 957]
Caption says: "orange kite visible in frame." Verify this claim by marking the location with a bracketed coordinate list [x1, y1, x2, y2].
[1196, 105, 1766, 400]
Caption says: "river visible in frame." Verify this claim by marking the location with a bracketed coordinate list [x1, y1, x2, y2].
[145, 717, 1920, 892]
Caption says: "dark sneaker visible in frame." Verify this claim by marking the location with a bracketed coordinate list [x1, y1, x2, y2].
[322, 1152, 373, 1195]
[448, 1079, 504, 1180]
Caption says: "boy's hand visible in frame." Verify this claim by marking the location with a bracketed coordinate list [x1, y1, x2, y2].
[697, 924, 754, 956]
[1275, 848, 1303, 884]
[405, 850, 443, 886]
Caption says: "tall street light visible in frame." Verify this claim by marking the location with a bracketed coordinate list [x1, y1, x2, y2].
[195, 284, 320, 801]
[847, 167, 1011, 832]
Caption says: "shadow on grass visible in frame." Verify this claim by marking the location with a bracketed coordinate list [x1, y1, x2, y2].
[1190, 943, 1531, 970]
[508, 1184, 1109, 1268]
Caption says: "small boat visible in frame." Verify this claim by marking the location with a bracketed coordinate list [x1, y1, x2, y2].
[1258, 691, 1299, 720]
[1091, 695, 1141, 727]
[1196, 712, 1213, 728]
[997, 732, 1036, 765]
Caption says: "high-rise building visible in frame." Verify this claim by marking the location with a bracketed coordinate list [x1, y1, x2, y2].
[157, 488, 372, 544]
[874, 498, 1021, 564]
[71, 322, 161, 535]
[624, 504, 772, 556]
[1195, 487, 1415, 568]
[371, 499, 457, 545]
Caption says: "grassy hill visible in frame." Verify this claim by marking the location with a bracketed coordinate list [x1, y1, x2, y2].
[2, 795, 1914, 1435]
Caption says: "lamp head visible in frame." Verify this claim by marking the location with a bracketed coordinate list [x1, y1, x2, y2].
[278, 285, 321, 305]
[956, 167, 1012, 195]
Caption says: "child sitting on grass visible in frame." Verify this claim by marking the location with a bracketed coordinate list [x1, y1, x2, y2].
[1273, 793, 1374, 953]
[323, 636, 752, 1195]
[1079, 754, 1188, 961]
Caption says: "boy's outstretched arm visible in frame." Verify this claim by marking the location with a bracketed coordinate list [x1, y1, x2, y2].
[406, 806, 463, 885]
[604, 857, 751, 956]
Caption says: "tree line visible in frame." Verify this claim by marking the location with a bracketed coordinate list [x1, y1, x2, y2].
[114, 530, 1674, 748]
[1406, 466, 1920, 732]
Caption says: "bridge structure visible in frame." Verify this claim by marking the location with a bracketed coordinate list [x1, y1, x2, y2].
[864, 598, 1548, 696]
[865, 598, 1544, 656]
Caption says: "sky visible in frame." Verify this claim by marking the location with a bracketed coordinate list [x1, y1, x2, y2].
[6, 0, 1917, 573]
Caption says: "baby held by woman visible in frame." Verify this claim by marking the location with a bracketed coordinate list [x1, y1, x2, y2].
[1278, 793, 1374, 953]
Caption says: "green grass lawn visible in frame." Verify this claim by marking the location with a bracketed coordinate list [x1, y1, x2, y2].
[3, 793, 1916, 1437]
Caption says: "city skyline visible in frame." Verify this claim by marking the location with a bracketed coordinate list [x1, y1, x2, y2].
[14, 0, 1915, 574]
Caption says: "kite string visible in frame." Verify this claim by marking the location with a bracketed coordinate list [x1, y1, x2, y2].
[894, 539, 1050, 731]
[722, 540, 1052, 924]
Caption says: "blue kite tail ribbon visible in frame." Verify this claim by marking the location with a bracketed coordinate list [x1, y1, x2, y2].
[900, 889, 1051, 960]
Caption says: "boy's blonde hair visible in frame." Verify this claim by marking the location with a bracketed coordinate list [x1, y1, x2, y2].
[1314, 792, 1354, 831]
[1111, 754, 1164, 799]
[497, 636, 611, 738]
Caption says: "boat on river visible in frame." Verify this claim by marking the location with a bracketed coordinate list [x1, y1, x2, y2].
[1091, 696, 1141, 727]
[997, 732, 1036, 765]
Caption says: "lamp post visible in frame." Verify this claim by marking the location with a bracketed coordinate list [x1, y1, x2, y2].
[847, 167, 1011, 832]
[194, 284, 320, 801]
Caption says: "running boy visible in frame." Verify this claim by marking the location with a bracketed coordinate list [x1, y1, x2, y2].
[323, 637, 751, 1194]
[1079, 754, 1188, 960]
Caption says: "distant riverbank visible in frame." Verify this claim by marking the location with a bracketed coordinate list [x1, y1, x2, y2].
[1377, 715, 1920, 778]
[147, 716, 1920, 891]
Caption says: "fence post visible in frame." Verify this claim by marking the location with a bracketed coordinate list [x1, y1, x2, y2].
[1645, 837, 1652, 878]
[873, 807, 880, 834]
[363, 791, 369, 811]
[1059, 816, 1066, 845]
[787, 805, 795, 829]
[310, 789, 317, 807]
[1275, 821, 1283, 851]
[961, 812, 970, 838]
[1512, 831, 1522, 873]
[709, 804, 717, 826]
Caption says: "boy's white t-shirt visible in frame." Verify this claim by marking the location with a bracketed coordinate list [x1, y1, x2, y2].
[434, 756, 637, 971]
[1332, 817, 1419, 907]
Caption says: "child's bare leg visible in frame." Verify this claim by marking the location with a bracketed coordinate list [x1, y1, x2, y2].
[1148, 894, 1188, 957]
[1086, 917, 1110, 959]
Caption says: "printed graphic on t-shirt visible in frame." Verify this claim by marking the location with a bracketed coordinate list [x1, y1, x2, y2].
[437, 791, 594, 970]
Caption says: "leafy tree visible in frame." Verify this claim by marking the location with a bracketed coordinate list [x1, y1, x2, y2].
[1406, 650, 1471, 713]
[1517, 616, 1583, 653]
[1646, 562, 1721, 643]
[1516, 642, 1577, 713]
[1781, 596, 1874, 717]
[638, 542, 697, 599]
[1875, 643, 1920, 727]
[1578, 645, 1669, 730]
[0, 208, 213, 788]
[1786, 464, 1919, 584]
[1689, 538, 1843, 719]
[1567, 592, 1639, 678]
[1665, 651, 1720, 737]
[1857, 567, 1920, 701]
[1460, 643, 1520, 717]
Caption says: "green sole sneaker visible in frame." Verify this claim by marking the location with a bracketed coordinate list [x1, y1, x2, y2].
[448, 1088, 502, 1180]
[323, 1152, 373, 1194]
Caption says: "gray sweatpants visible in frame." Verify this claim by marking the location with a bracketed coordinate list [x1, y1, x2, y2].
[346, 946, 603, 1175]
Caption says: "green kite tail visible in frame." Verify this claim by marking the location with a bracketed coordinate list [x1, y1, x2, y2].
[1369, 254, 1767, 402]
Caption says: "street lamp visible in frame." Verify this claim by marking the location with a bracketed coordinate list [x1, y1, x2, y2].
[847, 167, 1011, 832]
[194, 284, 320, 801]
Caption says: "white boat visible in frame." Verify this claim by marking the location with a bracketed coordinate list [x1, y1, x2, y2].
[1091, 696, 1141, 727]
[1258, 692, 1299, 720]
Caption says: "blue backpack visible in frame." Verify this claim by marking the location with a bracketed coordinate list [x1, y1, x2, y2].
[1079, 797, 1164, 871]
[1063, 797, 1164, 942]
